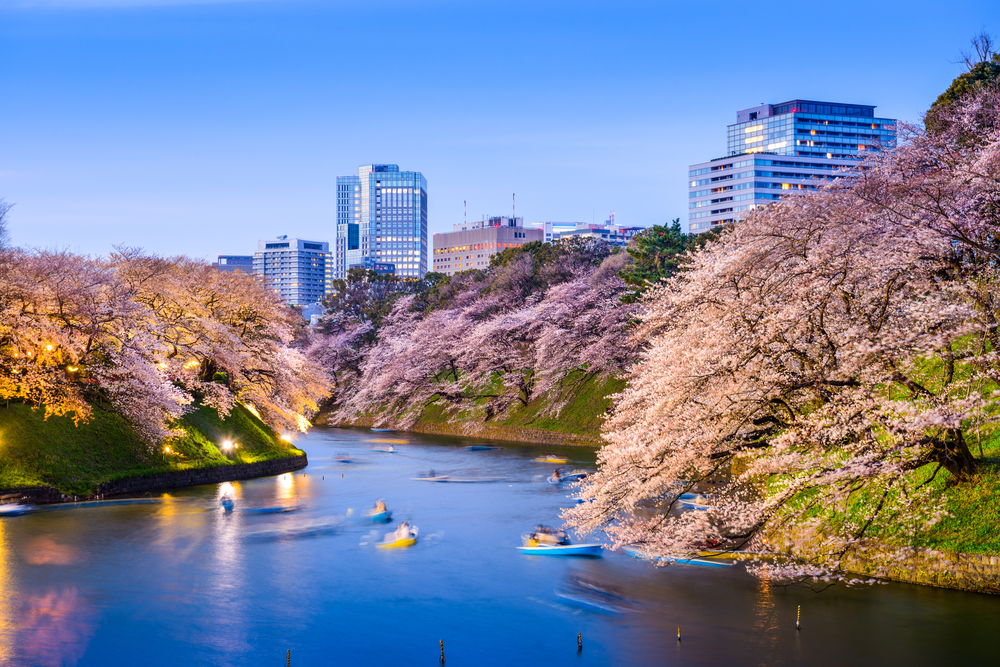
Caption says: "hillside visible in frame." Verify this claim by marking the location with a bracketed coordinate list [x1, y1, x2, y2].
[0, 400, 305, 496]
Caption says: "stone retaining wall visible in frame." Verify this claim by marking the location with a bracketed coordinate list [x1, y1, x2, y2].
[325, 415, 602, 447]
[839, 543, 1000, 595]
[0, 454, 308, 505]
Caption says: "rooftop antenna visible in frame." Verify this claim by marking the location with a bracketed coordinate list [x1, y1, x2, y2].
[513, 193, 515, 222]
[464, 200, 466, 227]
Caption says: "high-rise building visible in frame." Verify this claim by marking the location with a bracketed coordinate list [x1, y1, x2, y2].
[253, 236, 333, 306]
[432, 216, 542, 276]
[335, 164, 427, 279]
[212, 255, 254, 272]
[688, 99, 897, 233]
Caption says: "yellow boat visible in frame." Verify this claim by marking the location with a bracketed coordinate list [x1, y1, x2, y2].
[535, 456, 569, 464]
[376, 526, 419, 549]
[368, 439, 409, 445]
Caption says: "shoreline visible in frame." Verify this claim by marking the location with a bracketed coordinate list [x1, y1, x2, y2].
[0, 453, 308, 505]
[322, 415, 603, 447]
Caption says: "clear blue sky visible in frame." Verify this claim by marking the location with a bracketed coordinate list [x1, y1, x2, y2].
[1, 0, 997, 259]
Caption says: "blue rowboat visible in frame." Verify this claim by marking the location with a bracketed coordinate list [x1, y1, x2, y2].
[243, 504, 301, 515]
[517, 543, 602, 557]
[220, 497, 235, 512]
[368, 510, 392, 523]
[621, 545, 733, 567]
[0, 503, 36, 517]
[370, 428, 394, 433]
[465, 445, 496, 451]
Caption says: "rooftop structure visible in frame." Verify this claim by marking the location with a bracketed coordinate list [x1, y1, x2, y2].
[688, 98, 897, 233]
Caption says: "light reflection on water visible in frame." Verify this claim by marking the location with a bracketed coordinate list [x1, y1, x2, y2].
[0, 427, 997, 666]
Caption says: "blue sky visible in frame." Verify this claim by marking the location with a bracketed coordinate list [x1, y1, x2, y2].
[1, 0, 997, 260]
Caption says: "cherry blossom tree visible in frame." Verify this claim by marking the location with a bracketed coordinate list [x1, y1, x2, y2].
[565, 86, 1000, 583]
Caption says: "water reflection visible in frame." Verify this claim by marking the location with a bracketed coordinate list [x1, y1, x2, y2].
[0, 519, 13, 664]
[19, 587, 95, 667]
[23, 534, 76, 565]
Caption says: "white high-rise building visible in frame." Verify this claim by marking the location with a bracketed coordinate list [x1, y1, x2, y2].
[253, 237, 333, 306]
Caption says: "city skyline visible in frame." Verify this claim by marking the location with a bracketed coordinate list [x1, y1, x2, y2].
[0, 1, 997, 258]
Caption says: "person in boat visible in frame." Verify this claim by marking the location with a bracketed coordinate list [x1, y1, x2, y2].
[374, 499, 387, 513]
[531, 525, 566, 545]
[393, 520, 412, 541]
[552, 468, 562, 483]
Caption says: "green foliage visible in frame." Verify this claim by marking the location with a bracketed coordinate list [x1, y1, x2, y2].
[418, 371, 623, 438]
[212, 372, 228, 384]
[0, 400, 303, 495]
[618, 219, 719, 302]
[927, 54, 1000, 135]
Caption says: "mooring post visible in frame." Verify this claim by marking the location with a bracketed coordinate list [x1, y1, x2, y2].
[677, 626, 681, 642]
[286, 649, 290, 666]
[440, 639, 445, 663]
[577, 633, 582, 651]
[796, 605, 801, 630]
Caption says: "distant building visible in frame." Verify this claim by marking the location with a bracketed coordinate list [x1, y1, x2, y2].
[335, 164, 428, 280]
[432, 216, 543, 276]
[525, 221, 579, 243]
[253, 236, 333, 306]
[526, 220, 643, 247]
[688, 98, 897, 233]
[212, 255, 254, 272]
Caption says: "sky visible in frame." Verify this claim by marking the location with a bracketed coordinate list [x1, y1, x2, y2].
[1, 0, 998, 261]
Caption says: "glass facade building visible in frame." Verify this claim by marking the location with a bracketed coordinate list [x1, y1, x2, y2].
[335, 164, 428, 280]
[689, 99, 897, 233]
[253, 237, 334, 306]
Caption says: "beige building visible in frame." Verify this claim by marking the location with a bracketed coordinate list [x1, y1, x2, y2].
[432, 216, 543, 276]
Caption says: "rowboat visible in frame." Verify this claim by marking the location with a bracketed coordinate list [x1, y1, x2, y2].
[465, 445, 496, 451]
[377, 526, 418, 549]
[368, 510, 392, 523]
[547, 471, 588, 485]
[373, 446, 396, 453]
[535, 455, 569, 464]
[220, 496, 235, 512]
[516, 541, 602, 557]
[678, 500, 711, 510]
[621, 545, 733, 567]
[370, 428, 395, 433]
[368, 439, 408, 444]
[243, 504, 301, 515]
[0, 503, 36, 517]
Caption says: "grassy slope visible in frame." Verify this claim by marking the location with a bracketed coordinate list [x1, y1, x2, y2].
[415, 372, 624, 438]
[0, 401, 304, 496]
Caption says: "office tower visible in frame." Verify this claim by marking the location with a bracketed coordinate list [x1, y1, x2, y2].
[335, 164, 427, 280]
[688, 99, 897, 233]
[253, 236, 333, 306]
[432, 216, 542, 276]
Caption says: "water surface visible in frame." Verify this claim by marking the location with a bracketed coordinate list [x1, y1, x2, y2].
[0, 427, 997, 666]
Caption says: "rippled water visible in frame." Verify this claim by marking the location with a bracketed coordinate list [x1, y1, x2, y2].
[0, 427, 998, 666]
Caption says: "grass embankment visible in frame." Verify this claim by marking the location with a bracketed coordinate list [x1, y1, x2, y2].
[0, 401, 304, 496]
[416, 372, 624, 439]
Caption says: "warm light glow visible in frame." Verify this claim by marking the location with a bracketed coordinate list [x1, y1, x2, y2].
[745, 136, 763, 144]
[221, 440, 233, 451]
[183, 360, 199, 369]
[244, 403, 261, 419]
[744, 124, 763, 133]
[45, 345, 53, 351]
[295, 414, 311, 432]
[164, 446, 171, 453]
[157, 362, 167, 370]
[66, 366, 79, 372]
